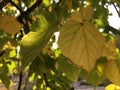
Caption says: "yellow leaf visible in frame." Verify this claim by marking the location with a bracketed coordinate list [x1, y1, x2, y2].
[43, 0, 50, 7]
[0, 15, 22, 35]
[103, 39, 116, 59]
[66, 12, 83, 23]
[58, 7, 105, 72]
[82, 6, 94, 21]
[104, 60, 120, 85]
[65, 0, 72, 9]
[105, 84, 120, 90]
[67, 6, 94, 23]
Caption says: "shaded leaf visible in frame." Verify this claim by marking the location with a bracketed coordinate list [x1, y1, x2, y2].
[104, 60, 120, 85]
[0, 15, 22, 35]
[57, 55, 80, 82]
[65, 0, 72, 9]
[0, 63, 10, 88]
[0, 75, 10, 88]
[80, 57, 106, 87]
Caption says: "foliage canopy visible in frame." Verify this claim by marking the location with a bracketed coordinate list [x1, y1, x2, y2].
[0, 0, 120, 90]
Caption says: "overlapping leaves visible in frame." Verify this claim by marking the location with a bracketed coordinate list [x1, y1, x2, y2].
[57, 55, 80, 82]
[104, 60, 120, 85]
[58, 6, 105, 72]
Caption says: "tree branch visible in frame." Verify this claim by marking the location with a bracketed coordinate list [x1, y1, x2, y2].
[17, 72, 23, 90]
[0, 0, 9, 10]
[112, 2, 120, 17]
[9, 0, 23, 13]
[17, 0, 43, 24]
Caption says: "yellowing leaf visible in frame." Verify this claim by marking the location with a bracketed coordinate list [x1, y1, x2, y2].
[43, 0, 50, 7]
[58, 21, 105, 72]
[65, 0, 72, 9]
[104, 60, 120, 85]
[66, 6, 94, 23]
[105, 84, 115, 90]
[105, 84, 120, 90]
[0, 15, 22, 35]
[103, 39, 116, 59]
[82, 6, 94, 21]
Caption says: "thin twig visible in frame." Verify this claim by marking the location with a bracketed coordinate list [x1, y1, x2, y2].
[112, 2, 120, 17]
[0, 0, 9, 10]
[9, 0, 23, 13]
[17, 72, 23, 90]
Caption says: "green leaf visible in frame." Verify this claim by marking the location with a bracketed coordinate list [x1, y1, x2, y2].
[20, 15, 53, 70]
[0, 74, 10, 88]
[57, 55, 80, 82]
[0, 63, 10, 88]
[80, 58, 106, 87]
[58, 7, 105, 72]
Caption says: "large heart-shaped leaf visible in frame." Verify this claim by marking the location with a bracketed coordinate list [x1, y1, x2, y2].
[58, 6, 105, 72]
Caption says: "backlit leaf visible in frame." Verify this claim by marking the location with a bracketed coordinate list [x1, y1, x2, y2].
[43, 0, 50, 7]
[58, 18, 105, 72]
[105, 84, 120, 90]
[103, 39, 116, 59]
[82, 6, 94, 21]
[104, 60, 120, 85]
[20, 15, 53, 70]
[0, 15, 22, 35]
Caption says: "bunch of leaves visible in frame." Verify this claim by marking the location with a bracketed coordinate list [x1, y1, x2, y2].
[0, 0, 120, 89]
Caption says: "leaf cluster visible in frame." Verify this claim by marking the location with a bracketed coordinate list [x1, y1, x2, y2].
[0, 0, 120, 90]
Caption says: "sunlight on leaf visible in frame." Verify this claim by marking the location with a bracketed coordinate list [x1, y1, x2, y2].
[105, 84, 120, 90]
[82, 6, 94, 21]
[20, 15, 53, 70]
[58, 6, 105, 72]
[104, 60, 120, 85]
[43, 0, 50, 7]
[0, 15, 23, 35]
[103, 39, 116, 59]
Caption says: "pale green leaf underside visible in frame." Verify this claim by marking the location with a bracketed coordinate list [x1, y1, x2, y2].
[20, 15, 53, 70]
[58, 22, 105, 72]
